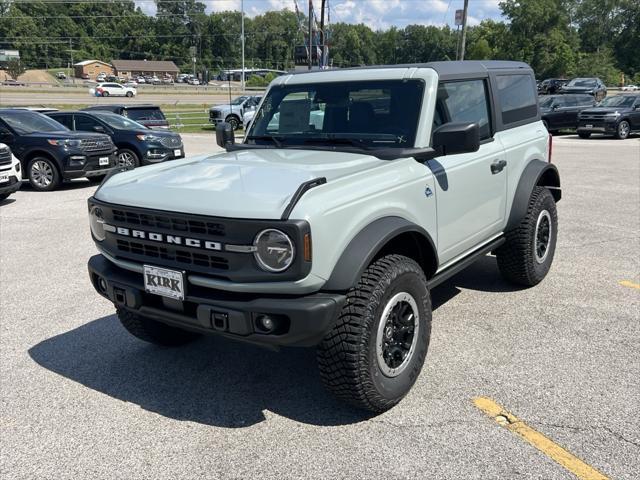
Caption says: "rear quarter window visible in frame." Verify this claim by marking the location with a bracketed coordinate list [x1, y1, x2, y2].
[496, 74, 538, 125]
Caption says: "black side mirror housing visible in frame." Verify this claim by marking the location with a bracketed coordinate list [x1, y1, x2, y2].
[432, 122, 480, 156]
[552, 104, 560, 111]
[216, 122, 235, 149]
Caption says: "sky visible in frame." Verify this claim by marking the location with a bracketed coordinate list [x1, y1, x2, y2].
[136, 0, 504, 30]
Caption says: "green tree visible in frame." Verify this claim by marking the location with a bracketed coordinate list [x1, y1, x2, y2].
[6, 58, 26, 79]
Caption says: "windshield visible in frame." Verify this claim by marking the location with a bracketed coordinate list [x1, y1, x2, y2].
[1, 111, 69, 134]
[539, 96, 556, 108]
[94, 112, 148, 130]
[598, 95, 636, 108]
[247, 80, 424, 149]
[567, 78, 596, 87]
[125, 108, 166, 122]
[230, 96, 249, 106]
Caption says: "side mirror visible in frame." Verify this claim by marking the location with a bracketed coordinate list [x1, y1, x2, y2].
[216, 122, 235, 149]
[432, 122, 480, 156]
[0, 130, 14, 143]
[552, 104, 560, 111]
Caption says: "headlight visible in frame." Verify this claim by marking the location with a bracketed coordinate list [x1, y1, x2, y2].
[89, 206, 106, 241]
[605, 112, 620, 118]
[253, 229, 295, 272]
[136, 134, 163, 142]
[47, 139, 82, 147]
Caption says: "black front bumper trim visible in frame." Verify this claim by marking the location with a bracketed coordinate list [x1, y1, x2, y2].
[88, 254, 345, 347]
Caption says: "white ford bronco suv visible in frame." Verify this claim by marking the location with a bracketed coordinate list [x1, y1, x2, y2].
[87, 61, 560, 412]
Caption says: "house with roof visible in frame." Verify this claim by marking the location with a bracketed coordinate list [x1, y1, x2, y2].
[73, 60, 114, 79]
[110, 59, 180, 79]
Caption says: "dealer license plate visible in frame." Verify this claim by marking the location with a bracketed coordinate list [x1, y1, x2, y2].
[174, 149, 182, 157]
[144, 265, 185, 300]
[99, 156, 110, 166]
[0, 175, 9, 184]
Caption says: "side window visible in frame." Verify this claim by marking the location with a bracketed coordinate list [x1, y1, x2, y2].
[434, 79, 492, 140]
[75, 115, 101, 132]
[496, 74, 537, 125]
[563, 96, 577, 107]
[50, 114, 74, 130]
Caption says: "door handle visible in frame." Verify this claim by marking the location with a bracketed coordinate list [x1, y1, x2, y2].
[491, 159, 507, 174]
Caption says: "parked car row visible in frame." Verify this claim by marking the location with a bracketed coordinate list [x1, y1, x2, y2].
[0, 104, 183, 195]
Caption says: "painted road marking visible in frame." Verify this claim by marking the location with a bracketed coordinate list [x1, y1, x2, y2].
[473, 397, 609, 480]
[619, 280, 640, 290]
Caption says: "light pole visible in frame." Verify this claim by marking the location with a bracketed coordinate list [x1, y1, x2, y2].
[241, 0, 245, 91]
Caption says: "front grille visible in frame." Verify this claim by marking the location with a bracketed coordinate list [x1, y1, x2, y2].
[81, 138, 114, 152]
[160, 136, 183, 148]
[0, 147, 11, 166]
[116, 239, 229, 270]
[112, 208, 226, 236]
[210, 110, 221, 119]
[580, 112, 608, 120]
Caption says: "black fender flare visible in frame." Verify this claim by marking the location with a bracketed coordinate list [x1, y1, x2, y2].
[506, 159, 561, 231]
[323, 216, 437, 292]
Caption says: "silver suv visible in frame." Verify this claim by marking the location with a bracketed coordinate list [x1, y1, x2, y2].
[87, 61, 560, 412]
[208, 95, 262, 130]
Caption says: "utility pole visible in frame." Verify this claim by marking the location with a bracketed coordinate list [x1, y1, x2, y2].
[241, 0, 245, 91]
[308, 0, 313, 70]
[68, 39, 75, 84]
[459, 0, 469, 61]
[319, 0, 325, 68]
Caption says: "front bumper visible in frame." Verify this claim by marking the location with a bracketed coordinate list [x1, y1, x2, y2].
[0, 175, 21, 195]
[142, 146, 185, 163]
[88, 254, 345, 347]
[577, 120, 618, 134]
[63, 150, 119, 179]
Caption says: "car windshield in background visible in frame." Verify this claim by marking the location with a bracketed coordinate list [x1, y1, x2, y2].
[567, 78, 596, 87]
[94, 112, 147, 130]
[230, 96, 250, 106]
[598, 95, 636, 108]
[1, 111, 69, 134]
[539, 96, 556, 107]
[125, 109, 166, 122]
[247, 80, 424, 149]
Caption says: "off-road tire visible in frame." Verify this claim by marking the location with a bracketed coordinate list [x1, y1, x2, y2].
[117, 307, 200, 346]
[496, 186, 558, 286]
[317, 254, 431, 412]
[578, 132, 591, 139]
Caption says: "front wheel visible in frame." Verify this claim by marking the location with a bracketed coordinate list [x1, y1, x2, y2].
[117, 149, 140, 168]
[102, 91, 109, 97]
[126, 91, 133, 98]
[117, 307, 201, 346]
[496, 186, 558, 286]
[317, 254, 431, 412]
[225, 115, 240, 131]
[28, 157, 61, 191]
[615, 120, 630, 139]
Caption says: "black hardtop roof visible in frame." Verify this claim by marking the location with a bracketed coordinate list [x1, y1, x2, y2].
[292, 60, 533, 78]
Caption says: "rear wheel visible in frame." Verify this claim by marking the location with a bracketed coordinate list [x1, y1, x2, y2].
[28, 157, 61, 191]
[496, 187, 558, 286]
[125, 91, 133, 98]
[578, 132, 591, 139]
[615, 120, 630, 139]
[117, 307, 200, 346]
[317, 254, 431, 412]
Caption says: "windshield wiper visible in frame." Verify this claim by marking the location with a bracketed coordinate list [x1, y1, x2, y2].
[302, 137, 371, 149]
[246, 135, 285, 148]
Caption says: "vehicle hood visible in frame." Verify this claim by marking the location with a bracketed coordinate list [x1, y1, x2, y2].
[95, 148, 387, 219]
[25, 131, 110, 141]
[210, 104, 233, 111]
[580, 107, 631, 114]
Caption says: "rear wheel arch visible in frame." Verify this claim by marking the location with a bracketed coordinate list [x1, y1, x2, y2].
[323, 217, 438, 292]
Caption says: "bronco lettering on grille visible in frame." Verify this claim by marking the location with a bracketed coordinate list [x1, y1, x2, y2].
[111, 225, 222, 251]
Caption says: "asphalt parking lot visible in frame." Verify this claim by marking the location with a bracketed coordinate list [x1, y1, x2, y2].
[1, 134, 638, 479]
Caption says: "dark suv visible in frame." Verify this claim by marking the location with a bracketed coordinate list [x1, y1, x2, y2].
[539, 94, 596, 133]
[47, 111, 184, 168]
[0, 109, 118, 191]
[559, 77, 607, 102]
[577, 94, 640, 139]
[538, 78, 568, 95]
[82, 104, 170, 130]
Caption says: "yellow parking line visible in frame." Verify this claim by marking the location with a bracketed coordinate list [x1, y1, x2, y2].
[473, 397, 609, 480]
[619, 280, 640, 290]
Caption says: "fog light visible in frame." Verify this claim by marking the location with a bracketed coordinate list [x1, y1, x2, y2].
[97, 277, 107, 293]
[255, 314, 275, 333]
[15, 163, 20, 173]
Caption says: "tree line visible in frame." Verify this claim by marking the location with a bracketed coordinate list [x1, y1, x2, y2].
[1, 0, 638, 85]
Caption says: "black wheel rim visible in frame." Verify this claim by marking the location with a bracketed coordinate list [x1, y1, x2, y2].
[376, 292, 419, 377]
[535, 210, 552, 264]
